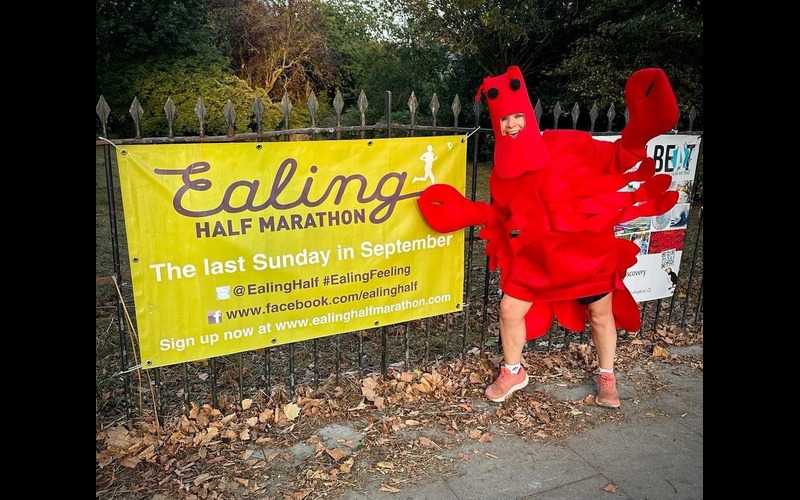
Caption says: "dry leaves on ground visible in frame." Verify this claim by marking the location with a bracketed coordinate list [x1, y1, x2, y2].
[96, 325, 702, 499]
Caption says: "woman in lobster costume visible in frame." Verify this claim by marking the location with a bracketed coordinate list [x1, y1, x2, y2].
[417, 66, 679, 406]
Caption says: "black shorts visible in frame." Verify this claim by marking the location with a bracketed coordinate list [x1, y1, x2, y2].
[577, 292, 609, 305]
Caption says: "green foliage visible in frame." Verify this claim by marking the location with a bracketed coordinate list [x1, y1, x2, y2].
[548, 0, 703, 131]
[97, 0, 702, 136]
[99, 58, 281, 138]
[96, 0, 215, 61]
[96, 0, 223, 94]
[318, 0, 387, 99]
[283, 95, 336, 129]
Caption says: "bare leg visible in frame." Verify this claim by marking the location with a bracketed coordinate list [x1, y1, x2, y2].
[498, 294, 532, 365]
[586, 293, 620, 408]
[485, 293, 532, 402]
[586, 293, 617, 370]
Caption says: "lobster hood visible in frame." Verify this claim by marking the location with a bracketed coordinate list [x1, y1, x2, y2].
[475, 66, 550, 178]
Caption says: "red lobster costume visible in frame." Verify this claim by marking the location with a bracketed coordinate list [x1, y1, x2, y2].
[417, 66, 679, 339]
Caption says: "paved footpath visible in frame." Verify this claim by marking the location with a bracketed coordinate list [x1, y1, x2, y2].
[341, 345, 703, 500]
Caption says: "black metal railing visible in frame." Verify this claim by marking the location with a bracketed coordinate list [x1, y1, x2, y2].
[96, 90, 703, 426]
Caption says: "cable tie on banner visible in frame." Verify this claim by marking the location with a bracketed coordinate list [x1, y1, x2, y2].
[462, 127, 480, 141]
[98, 136, 121, 150]
[115, 364, 142, 376]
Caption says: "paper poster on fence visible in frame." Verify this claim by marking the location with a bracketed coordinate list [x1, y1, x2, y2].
[597, 134, 702, 302]
[117, 137, 466, 369]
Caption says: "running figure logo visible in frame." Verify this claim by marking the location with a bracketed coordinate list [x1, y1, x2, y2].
[413, 145, 438, 184]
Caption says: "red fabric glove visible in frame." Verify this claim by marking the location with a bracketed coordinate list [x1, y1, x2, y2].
[559, 158, 676, 229]
[620, 68, 679, 151]
[416, 183, 495, 233]
[575, 171, 671, 214]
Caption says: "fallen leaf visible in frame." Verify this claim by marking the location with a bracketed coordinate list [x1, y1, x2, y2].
[377, 461, 394, 469]
[348, 400, 367, 411]
[361, 376, 378, 401]
[288, 488, 313, 500]
[96, 451, 113, 468]
[193, 473, 212, 486]
[602, 482, 618, 492]
[413, 379, 433, 393]
[310, 470, 330, 480]
[241, 399, 253, 410]
[653, 345, 670, 357]
[120, 456, 140, 469]
[326, 448, 349, 461]
[362, 387, 376, 400]
[380, 484, 401, 493]
[104, 426, 132, 451]
[418, 437, 434, 447]
[283, 402, 300, 421]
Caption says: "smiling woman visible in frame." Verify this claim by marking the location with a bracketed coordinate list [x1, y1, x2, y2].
[500, 112, 526, 137]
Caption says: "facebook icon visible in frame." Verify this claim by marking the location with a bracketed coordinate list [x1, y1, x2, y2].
[207, 311, 222, 324]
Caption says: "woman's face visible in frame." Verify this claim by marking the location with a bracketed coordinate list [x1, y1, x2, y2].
[500, 112, 526, 137]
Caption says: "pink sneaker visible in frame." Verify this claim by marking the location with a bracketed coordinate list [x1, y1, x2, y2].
[596, 372, 620, 408]
[485, 365, 529, 402]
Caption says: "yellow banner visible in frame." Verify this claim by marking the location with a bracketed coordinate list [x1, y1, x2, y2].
[117, 137, 466, 369]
